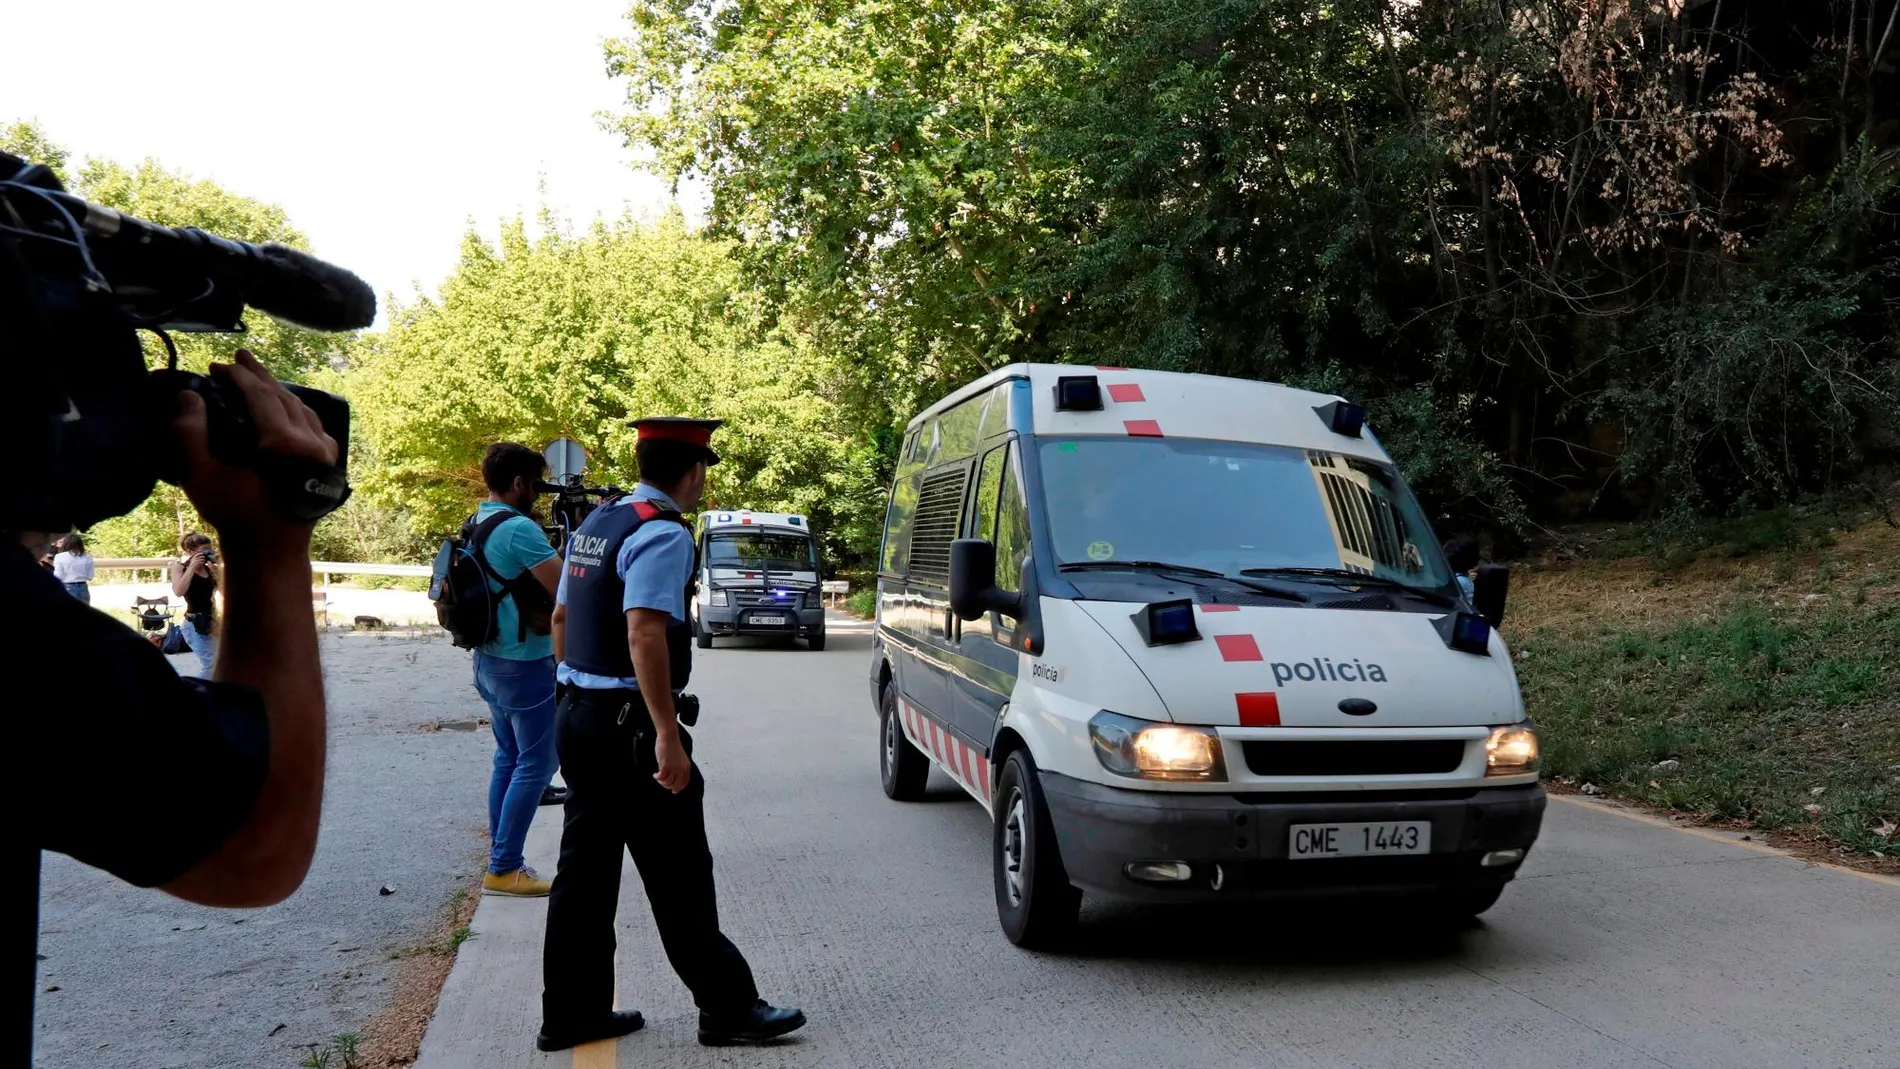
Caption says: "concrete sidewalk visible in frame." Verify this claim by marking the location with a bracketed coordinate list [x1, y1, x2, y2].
[415, 784, 570, 1069]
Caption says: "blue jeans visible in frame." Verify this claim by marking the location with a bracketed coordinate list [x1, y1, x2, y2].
[183, 618, 215, 676]
[64, 582, 90, 604]
[473, 651, 559, 875]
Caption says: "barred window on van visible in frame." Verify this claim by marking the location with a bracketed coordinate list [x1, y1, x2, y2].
[907, 466, 970, 588]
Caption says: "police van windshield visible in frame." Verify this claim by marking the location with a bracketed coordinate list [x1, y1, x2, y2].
[706, 532, 817, 571]
[1036, 438, 1453, 591]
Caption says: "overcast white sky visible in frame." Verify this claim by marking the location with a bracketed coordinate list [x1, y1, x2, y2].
[1, 0, 696, 325]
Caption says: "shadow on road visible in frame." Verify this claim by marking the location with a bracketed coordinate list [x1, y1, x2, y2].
[704, 629, 875, 653]
[1060, 898, 1481, 968]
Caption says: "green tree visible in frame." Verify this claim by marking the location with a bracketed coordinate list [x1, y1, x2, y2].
[609, 0, 1900, 532]
[341, 213, 885, 566]
[1, 118, 71, 185]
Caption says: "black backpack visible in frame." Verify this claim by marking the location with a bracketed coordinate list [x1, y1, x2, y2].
[430, 512, 514, 649]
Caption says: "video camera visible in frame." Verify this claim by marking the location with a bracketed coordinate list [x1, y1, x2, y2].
[0, 151, 374, 535]
[538, 437, 625, 554]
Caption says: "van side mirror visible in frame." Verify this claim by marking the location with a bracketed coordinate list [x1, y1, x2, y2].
[1472, 563, 1510, 627]
[949, 538, 1022, 621]
[824, 563, 837, 580]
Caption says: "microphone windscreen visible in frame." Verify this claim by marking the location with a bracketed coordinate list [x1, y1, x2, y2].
[249, 243, 377, 332]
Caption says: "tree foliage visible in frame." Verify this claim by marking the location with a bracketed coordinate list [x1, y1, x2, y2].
[343, 214, 885, 563]
[611, 0, 1900, 532]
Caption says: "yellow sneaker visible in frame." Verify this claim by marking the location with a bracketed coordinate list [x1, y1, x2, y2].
[483, 866, 552, 897]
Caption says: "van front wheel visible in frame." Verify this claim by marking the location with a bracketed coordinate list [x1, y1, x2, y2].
[879, 687, 928, 801]
[993, 750, 1080, 948]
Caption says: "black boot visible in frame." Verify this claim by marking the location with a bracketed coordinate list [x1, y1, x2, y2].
[536, 1010, 643, 1052]
[697, 1000, 807, 1046]
[539, 785, 569, 806]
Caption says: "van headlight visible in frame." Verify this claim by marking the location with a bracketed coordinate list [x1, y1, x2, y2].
[1089, 712, 1226, 781]
[1486, 724, 1540, 776]
[708, 587, 728, 607]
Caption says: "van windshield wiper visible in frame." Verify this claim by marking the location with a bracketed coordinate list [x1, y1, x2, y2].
[1062, 560, 1227, 578]
[1238, 566, 1455, 605]
[1061, 560, 1307, 602]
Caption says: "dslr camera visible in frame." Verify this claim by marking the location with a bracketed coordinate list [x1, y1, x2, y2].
[0, 151, 375, 535]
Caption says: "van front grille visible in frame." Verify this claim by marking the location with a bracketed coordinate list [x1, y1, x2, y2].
[1241, 740, 1466, 777]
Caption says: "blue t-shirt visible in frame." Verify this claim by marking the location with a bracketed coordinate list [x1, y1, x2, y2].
[475, 501, 558, 661]
[556, 484, 696, 690]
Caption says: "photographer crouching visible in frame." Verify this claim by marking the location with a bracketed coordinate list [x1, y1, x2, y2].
[3, 151, 372, 1060]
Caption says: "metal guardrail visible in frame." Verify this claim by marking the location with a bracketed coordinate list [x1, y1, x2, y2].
[94, 558, 432, 583]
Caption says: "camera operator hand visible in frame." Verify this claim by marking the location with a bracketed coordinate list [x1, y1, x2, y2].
[175, 348, 340, 546]
[155, 348, 335, 908]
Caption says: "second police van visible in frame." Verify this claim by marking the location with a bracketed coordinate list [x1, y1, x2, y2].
[692, 510, 828, 650]
[869, 364, 1545, 945]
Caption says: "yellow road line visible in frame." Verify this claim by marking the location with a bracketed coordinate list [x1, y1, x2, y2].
[572, 1038, 615, 1069]
[569, 969, 621, 1067]
[1550, 795, 1900, 889]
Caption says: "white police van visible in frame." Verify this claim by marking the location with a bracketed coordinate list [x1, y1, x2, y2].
[693, 510, 828, 650]
[868, 364, 1544, 945]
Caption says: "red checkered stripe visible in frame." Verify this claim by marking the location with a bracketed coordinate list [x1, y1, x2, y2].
[1096, 368, 1163, 438]
[1199, 604, 1282, 726]
[898, 697, 992, 803]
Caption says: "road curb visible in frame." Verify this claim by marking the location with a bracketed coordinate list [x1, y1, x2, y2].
[413, 784, 570, 1067]
[1549, 794, 1900, 889]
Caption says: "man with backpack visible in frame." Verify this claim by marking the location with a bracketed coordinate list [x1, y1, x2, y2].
[436, 441, 564, 897]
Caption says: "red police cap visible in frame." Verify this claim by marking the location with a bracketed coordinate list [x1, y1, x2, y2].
[629, 416, 723, 466]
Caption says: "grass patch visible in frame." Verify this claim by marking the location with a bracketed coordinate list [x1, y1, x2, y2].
[339, 573, 430, 592]
[1518, 601, 1900, 854]
[1595, 501, 1859, 571]
[845, 587, 876, 619]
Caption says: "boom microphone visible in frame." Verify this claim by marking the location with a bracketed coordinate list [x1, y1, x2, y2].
[245, 242, 377, 332]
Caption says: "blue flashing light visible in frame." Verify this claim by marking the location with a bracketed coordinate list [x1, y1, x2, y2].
[788, 516, 802, 525]
[1131, 598, 1202, 647]
[1435, 612, 1492, 655]
[1314, 399, 1366, 438]
[1055, 375, 1104, 412]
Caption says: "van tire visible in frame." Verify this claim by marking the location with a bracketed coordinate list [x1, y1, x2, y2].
[807, 626, 826, 651]
[993, 750, 1080, 948]
[693, 611, 713, 649]
[879, 687, 928, 801]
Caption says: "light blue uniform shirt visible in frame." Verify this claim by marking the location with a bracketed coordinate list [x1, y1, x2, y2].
[556, 484, 696, 690]
[474, 501, 558, 661]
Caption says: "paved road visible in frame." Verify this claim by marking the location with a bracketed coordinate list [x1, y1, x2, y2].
[36, 630, 495, 1068]
[422, 615, 1900, 1069]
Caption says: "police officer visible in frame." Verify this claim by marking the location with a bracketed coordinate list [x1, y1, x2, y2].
[536, 416, 806, 1053]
